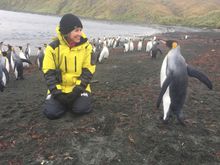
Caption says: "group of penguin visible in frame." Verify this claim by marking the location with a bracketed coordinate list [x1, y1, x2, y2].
[92, 36, 213, 125]
[1, 38, 213, 126]
[91, 36, 163, 63]
[122, 36, 163, 60]
[91, 37, 119, 63]
[0, 42, 46, 92]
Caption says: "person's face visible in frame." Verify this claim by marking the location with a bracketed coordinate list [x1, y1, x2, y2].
[67, 27, 82, 43]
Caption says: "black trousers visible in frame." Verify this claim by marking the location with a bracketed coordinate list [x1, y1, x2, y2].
[43, 92, 92, 120]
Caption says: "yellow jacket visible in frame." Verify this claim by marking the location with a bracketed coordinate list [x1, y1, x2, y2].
[42, 26, 96, 94]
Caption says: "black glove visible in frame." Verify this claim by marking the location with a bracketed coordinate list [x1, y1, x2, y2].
[51, 89, 67, 104]
[53, 93, 68, 104]
[67, 85, 84, 102]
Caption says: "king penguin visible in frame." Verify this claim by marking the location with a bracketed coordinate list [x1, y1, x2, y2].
[10, 47, 32, 80]
[18, 46, 30, 68]
[0, 64, 8, 92]
[0, 51, 9, 91]
[24, 43, 31, 59]
[36, 47, 44, 70]
[98, 41, 109, 63]
[156, 40, 213, 125]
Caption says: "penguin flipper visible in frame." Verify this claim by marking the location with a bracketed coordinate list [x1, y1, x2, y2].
[187, 65, 213, 89]
[156, 75, 172, 108]
[2, 68, 9, 83]
[13, 62, 17, 72]
[21, 59, 32, 65]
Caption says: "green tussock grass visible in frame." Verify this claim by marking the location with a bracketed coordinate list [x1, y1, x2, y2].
[0, 0, 219, 28]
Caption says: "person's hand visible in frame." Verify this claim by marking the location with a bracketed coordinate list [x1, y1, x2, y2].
[53, 93, 68, 104]
[51, 89, 67, 104]
[67, 85, 84, 102]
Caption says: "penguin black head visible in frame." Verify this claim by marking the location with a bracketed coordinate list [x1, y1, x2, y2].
[8, 44, 12, 50]
[166, 40, 178, 49]
[2, 51, 7, 57]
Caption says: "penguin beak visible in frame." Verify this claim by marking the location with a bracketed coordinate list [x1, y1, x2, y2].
[172, 42, 178, 48]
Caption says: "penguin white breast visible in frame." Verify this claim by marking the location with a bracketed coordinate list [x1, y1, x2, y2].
[146, 41, 153, 52]
[124, 43, 129, 52]
[103, 47, 109, 58]
[160, 56, 168, 86]
[138, 41, 142, 50]
[160, 55, 171, 120]
[4, 57, 10, 73]
[37, 58, 40, 67]
[129, 41, 134, 51]
[10, 55, 15, 70]
[2, 72, 7, 85]
[19, 52, 26, 59]
[99, 46, 108, 62]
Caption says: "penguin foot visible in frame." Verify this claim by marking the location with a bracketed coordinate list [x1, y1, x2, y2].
[162, 119, 169, 125]
[177, 118, 186, 127]
[159, 117, 169, 124]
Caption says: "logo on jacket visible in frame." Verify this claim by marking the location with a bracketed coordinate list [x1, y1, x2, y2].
[81, 92, 88, 97]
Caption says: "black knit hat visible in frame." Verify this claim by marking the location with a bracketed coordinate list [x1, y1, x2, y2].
[59, 13, 83, 35]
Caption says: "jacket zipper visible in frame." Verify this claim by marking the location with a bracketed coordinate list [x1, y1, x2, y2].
[64, 56, 67, 72]
[75, 56, 77, 72]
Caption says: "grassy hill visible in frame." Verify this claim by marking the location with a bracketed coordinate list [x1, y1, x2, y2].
[0, 0, 220, 28]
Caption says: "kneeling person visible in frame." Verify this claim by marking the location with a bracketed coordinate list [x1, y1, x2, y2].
[42, 13, 96, 119]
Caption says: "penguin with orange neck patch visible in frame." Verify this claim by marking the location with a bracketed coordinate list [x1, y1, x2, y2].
[157, 40, 213, 125]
